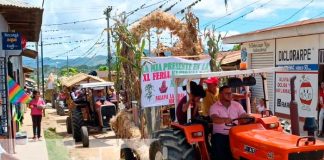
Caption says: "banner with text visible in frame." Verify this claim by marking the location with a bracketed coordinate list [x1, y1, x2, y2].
[275, 73, 318, 117]
[141, 57, 210, 108]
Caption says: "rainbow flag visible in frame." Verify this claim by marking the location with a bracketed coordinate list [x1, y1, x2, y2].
[7, 76, 32, 104]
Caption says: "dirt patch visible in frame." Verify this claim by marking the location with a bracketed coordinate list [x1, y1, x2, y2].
[42, 109, 121, 160]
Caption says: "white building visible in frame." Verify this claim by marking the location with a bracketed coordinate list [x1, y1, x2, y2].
[223, 17, 324, 120]
[0, 0, 43, 153]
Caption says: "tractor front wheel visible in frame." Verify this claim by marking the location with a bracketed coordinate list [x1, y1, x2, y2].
[149, 129, 196, 160]
[72, 108, 84, 142]
[81, 126, 89, 147]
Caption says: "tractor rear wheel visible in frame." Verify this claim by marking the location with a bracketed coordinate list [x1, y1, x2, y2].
[149, 129, 196, 160]
[66, 116, 72, 134]
[72, 108, 84, 142]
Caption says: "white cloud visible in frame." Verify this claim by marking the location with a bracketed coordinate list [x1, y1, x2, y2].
[245, 8, 274, 20]
[22, 0, 324, 59]
[298, 17, 310, 21]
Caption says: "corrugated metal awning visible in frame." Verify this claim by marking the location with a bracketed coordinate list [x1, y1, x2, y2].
[21, 49, 38, 59]
[217, 51, 241, 65]
[22, 66, 33, 73]
[223, 17, 324, 44]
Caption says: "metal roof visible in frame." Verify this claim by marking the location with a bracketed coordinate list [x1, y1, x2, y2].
[217, 51, 240, 64]
[0, 0, 43, 42]
[223, 17, 324, 44]
[0, 0, 40, 8]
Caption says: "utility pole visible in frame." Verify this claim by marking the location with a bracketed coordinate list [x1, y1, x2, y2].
[36, 42, 40, 90]
[104, 6, 112, 81]
[41, 31, 45, 99]
[67, 53, 69, 76]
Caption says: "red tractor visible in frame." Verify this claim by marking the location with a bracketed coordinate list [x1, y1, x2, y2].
[149, 67, 324, 160]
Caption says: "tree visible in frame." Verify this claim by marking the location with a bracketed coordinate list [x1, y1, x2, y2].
[204, 26, 225, 72]
[232, 44, 241, 51]
[59, 67, 79, 76]
[98, 65, 108, 71]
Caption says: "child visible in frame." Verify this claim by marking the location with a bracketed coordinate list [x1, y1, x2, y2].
[256, 98, 266, 113]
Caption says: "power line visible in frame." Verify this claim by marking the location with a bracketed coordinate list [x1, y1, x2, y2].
[174, 0, 203, 15]
[42, 35, 71, 40]
[202, 0, 263, 28]
[164, 0, 182, 12]
[26, 38, 93, 47]
[42, 17, 105, 26]
[311, 9, 324, 19]
[43, 27, 98, 32]
[214, 0, 274, 30]
[70, 43, 106, 66]
[272, 0, 315, 26]
[128, 0, 173, 26]
[41, 31, 105, 59]
[126, 0, 167, 17]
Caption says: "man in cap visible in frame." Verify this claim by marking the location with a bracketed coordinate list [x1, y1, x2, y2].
[201, 77, 219, 117]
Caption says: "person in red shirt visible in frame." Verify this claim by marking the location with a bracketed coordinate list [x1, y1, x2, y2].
[28, 90, 45, 140]
[318, 82, 324, 137]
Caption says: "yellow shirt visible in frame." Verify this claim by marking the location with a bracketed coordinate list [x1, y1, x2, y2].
[202, 89, 219, 116]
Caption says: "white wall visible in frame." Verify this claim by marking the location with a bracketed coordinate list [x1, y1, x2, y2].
[0, 14, 8, 57]
[275, 35, 319, 118]
[244, 40, 275, 112]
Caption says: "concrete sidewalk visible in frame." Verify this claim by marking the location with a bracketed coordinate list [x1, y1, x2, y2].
[15, 109, 48, 160]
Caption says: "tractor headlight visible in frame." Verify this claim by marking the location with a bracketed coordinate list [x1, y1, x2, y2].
[268, 123, 279, 129]
[192, 131, 203, 137]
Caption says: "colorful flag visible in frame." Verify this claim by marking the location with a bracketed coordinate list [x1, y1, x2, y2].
[7, 76, 32, 104]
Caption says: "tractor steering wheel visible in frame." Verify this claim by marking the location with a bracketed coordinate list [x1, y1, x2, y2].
[225, 117, 255, 127]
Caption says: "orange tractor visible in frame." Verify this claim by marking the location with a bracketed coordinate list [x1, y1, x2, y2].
[149, 67, 324, 160]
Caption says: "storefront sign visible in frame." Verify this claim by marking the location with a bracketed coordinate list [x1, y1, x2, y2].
[242, 40, 275, 54]
[141, 57, 210, 108]
[1, 32, 22, 50]
[276, 64, 318, 71]
[276, 35, 319, 65]
[319, 49, 324, 64]
[275, 73, 318, 118]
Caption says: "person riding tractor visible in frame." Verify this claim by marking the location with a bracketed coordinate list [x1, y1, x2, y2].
[94, 88, 114, 128]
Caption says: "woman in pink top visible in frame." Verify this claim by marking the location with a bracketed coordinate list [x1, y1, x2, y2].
[28, 90, 45, 140]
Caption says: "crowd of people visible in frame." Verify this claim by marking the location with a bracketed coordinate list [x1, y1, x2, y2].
[174, 77, 324, 159]
[175, 77, 254, 159]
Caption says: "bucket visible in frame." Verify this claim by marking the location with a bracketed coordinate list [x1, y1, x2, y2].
[16, 131, 27, 145]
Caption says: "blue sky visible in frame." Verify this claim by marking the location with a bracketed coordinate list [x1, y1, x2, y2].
[23, 0, 324, 63]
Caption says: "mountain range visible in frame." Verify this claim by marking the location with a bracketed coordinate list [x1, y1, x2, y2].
[23, 55, 109, 68]
[22, 49, 157, 68]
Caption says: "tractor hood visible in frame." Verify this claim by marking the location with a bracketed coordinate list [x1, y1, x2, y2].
[229, 123, 324, 159]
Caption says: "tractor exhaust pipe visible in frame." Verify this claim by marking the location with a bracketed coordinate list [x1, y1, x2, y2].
[290, 76, 300, 136]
